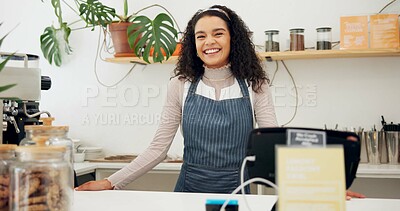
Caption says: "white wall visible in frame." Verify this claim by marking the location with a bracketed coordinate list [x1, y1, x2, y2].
[1, 0, 399, 156]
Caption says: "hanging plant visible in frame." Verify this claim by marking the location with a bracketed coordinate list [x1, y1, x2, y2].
[39, 0, 179, 66]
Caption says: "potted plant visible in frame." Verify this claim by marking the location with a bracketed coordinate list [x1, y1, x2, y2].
[39, 0, 180, 66]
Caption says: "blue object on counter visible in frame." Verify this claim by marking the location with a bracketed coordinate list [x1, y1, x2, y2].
[205, 199, 239, 211]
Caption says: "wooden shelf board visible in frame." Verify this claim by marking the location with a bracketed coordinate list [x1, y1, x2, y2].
[105, 56, 179, 64]
[105, 49, 400, 64]
[259, 49, 400, 61]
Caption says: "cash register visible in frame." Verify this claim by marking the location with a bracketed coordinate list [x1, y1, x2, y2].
[246, 127, 361, 189]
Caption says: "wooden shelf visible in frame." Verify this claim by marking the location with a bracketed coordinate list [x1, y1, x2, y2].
[105, 56, 179, 64]
[260, 49, 400, 61]
[105, 49, 400, 64]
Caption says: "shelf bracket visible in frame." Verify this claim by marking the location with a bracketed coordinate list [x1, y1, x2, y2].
[265, 56, 273, 62]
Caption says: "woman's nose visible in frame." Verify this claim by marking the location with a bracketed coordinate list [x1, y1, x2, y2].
[205, 37, 216, 45]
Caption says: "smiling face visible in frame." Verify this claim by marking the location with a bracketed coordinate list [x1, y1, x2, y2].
[194, 16, 231, 68]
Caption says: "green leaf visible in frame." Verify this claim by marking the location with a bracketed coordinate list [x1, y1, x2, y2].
[0, 84, 17, 93]
[0, 56, 11, 72]
[123, 0, 128, 18]
[79, 0, 116, 28]
[0, 23, 17, 94]
[128, 13, 178, 63]
[0, 30, 10, 47]
[40, 26, 72, 66]
[0, 22, 14, 48]
[60, 22, 72, 54]
[51, 0, 61, 17]
[51, 0, 63, 25]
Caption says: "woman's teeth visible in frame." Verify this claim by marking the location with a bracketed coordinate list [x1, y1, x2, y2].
[204, 49, 220, 54]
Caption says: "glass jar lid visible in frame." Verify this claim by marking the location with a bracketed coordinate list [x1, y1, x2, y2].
[16, 145, 66, 153]
[40, 117, 55, 126]
[0, 145, 17, 160]
[316, 27, 332, 32]
[0, 144, 17, 152]
[264, 30, 279, 35]
[24, 125, 69, 131]
[289, 28, 305, 33]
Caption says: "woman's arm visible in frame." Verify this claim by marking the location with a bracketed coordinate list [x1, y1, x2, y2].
[253, 80, 278, 127]
[76, 77, 184, 191]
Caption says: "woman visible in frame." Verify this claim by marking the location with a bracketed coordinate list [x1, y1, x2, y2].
[169, 5, 277, 193]
[76, 5, 277, 193]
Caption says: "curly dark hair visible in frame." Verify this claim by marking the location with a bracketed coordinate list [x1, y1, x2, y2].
[174, 5, 269, 93]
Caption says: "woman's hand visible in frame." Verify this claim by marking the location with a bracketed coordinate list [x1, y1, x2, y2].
[75, 179, 113, 191]
[346, 190, 366, 200]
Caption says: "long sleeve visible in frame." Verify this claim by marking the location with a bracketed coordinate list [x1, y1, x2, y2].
[107, 77, 184, 189]
[253, 80, 278, 127]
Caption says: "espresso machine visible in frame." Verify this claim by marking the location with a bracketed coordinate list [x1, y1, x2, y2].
[0, 53, 52, 145]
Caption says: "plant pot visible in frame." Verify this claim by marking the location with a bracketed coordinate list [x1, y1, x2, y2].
[172, 43, 182, 56]
[109, 22, 141, 57]
[150, 43, 182, 57]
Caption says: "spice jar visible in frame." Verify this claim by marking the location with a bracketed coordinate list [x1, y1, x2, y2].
[9, 146, 72, 211]
[0, 144, 17, 211]
[316, 27, 332, 50]
[289, 28, 305, 51]
[265, 30, 280, 52]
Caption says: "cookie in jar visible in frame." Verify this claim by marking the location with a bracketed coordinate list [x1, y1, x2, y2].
[9, 146, 72, 211]
[0, 144, 16, 211]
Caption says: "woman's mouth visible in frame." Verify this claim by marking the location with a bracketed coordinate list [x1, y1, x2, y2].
[204, 48, 221, 55]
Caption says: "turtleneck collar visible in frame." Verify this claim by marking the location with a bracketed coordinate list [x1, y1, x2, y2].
[203, 63, 232, 80]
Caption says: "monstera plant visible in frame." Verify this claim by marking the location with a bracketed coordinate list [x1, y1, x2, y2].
[0, 23, 16, 93]
[40, 0, 179, 66]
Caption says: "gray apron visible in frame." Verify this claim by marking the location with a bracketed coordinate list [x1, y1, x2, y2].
[174, 77, 253, 193]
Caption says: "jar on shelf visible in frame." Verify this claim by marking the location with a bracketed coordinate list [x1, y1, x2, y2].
[264, 30, 280, 52]
[9, 146, 73, 211]
[316, 27, 332, 50]
[0, 144, 17, 210]
[289, 28, 305, 51]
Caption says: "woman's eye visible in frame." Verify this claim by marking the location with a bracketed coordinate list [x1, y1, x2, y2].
[215, 33, 224, 37]
[196, 35, 205, 39]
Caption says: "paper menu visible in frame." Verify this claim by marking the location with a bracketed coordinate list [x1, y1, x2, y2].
[370, 14, 399, 49]
[340, 16, 369, 49]
[277, 146, 346, 211]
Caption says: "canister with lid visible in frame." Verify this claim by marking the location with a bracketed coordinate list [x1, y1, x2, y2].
[289, 28, 305, 51]
[316, 27, 332, 50]
[0, 144, 17, 210]
[264, 30, 280, 52]
[21, 120, 73, 165]
[20, 120, 75, 189]
[9, 146, 72, 211]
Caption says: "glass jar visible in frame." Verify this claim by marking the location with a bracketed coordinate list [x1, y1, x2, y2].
[0, 144, 17, 210]
[316, 27, 332, 50]
[264, 30, 280, 52]
[20, 126, 75, 189]
[21, 125, 73, 165]
[289, 28, 305, 51]
[9, 146, 72, 211]
[248, 31, 254, 43]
